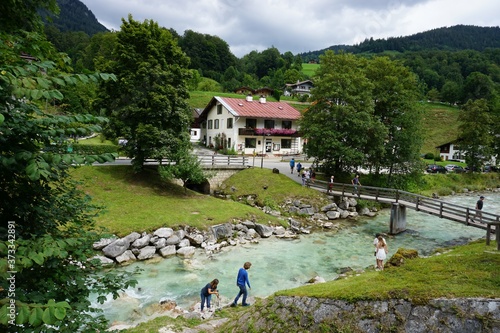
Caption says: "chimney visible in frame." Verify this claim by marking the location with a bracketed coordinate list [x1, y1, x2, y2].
[246, 94, 253, 102]
[259, 95, 266, 104]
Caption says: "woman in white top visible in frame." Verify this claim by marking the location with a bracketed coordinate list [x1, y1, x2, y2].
[375, 236, 388, 270]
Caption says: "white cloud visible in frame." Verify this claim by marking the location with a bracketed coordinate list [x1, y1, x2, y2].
[79, 0, 500, 57]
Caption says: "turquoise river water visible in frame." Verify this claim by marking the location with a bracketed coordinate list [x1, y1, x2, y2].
[92, 192, 498, 327]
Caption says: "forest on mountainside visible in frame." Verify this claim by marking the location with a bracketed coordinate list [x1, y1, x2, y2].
[299, 25, 500, 62]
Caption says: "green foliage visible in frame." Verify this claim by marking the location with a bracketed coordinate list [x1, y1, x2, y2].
[0, 19, 134, 331]
[458, 99, 494, 171]
[98, 15, 192, 171]
[300, 51, 385, 175]
[424, 153, 434, 159]
[159, 151, 209, 191]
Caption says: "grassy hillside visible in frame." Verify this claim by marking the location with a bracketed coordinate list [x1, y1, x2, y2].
[301, 63, 320, 77]
[420, 102, 461, 154]
[70, 166, 326, 236]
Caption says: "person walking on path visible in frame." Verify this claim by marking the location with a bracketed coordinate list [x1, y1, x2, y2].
[289, 158, 295, 174]
[375, 236, 388, 270]
[473, 195, 485, 223]
[327, 175, 335, 194]
[200, 279, 219, 312]
[231, 262, 252, 307]
[352, 174, 361, 196]
[296, 162, 302, 176]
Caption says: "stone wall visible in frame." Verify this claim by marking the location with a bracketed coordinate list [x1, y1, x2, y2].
[223, 296, 500, 333]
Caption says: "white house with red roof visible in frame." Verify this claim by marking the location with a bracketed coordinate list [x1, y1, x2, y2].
[198, 95, 303, 155]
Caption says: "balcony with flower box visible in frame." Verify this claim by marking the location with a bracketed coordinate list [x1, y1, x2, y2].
[238, 128, 300, 137]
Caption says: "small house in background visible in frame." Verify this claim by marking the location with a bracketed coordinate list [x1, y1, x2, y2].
[199, 95, 303, 155]
[233, 87, 274, 97]
[283, 80, 314, 97]
[437, 140, 497, 164]
[190, 108, 203, 142]
[436, 140, 465, 162]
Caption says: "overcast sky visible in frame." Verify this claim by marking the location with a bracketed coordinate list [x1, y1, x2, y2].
[79, 0, 500, 58]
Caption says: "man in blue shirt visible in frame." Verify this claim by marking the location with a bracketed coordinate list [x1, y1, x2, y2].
[231, 262, 252, 307]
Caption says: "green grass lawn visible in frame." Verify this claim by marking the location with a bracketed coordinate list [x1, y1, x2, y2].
[70, 165, 325, 236]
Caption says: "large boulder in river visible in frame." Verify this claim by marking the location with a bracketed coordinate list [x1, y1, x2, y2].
[159, 245, 177, 257]
[185, 233, 204, 246]
[254, 223, 273, 238]
[154, 227, 174, 238]
[93, 237, 116, 250]
[131, 234, 151, 248]
[136, 246, 157, 260]
[115, 250, 136, 264]
[123, 232, 141, 244]
[177, 246, 196, 258]
[102, 238, 130, 258]
[166, 235, 181, 246]
[89, 255, 115, 266]
[211, 223, 233, 240]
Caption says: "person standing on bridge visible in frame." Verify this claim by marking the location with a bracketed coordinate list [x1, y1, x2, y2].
[474, 196, 485, 223]
[289, 158, 295, 174]
[352, 174, 361, 196]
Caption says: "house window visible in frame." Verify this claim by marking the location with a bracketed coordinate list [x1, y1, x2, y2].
[281, 139, 291, 149]
[264, 120, 275, 129]
[214, 119, 219, 129]
[227, 118, 233, 129]
[282, 120, 292, 129]
[228, 138, 231, 148]
[245, 138, 256, 148]
[217, 104, 222, 114]
[208, 120, 213, 129]
[246, 118, 257, 128]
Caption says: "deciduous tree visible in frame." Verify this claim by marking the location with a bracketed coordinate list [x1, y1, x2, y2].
[0, 6, 136, 332]
[98, 15, 192, 171]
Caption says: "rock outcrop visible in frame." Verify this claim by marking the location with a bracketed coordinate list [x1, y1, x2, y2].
[223, 296, 500, 333]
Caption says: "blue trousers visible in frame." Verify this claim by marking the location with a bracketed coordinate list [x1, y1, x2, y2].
[200, 293, 212, 311]
[233, 284, 248, 305]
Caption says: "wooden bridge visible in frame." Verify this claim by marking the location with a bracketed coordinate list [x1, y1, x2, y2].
[311, 180, 500, 250]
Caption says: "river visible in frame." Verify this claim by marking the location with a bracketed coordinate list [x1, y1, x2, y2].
[91, 192, 497, 327]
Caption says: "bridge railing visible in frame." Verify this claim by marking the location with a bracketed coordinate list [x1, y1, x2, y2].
[311, 180, 500, 249]
[198, 155, 248, 166]
[316, 180, 500, 225]
[145, 155, 248, 167]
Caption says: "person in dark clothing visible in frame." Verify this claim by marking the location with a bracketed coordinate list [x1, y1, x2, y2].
[296, 162, 302, 176]
[352, 174, 361, 196]
[200, 279, 219, 311]
[231, 262, 252, 307]
[474, 196, 485, 223]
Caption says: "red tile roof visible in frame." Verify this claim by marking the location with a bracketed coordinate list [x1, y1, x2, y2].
[218, 97, 301, 120]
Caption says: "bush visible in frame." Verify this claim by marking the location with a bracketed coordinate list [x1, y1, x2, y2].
[424, 153, 434, 160]
[434, 156, 442, 162]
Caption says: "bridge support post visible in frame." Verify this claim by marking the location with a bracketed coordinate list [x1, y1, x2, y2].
[390, 203, 407, 235]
